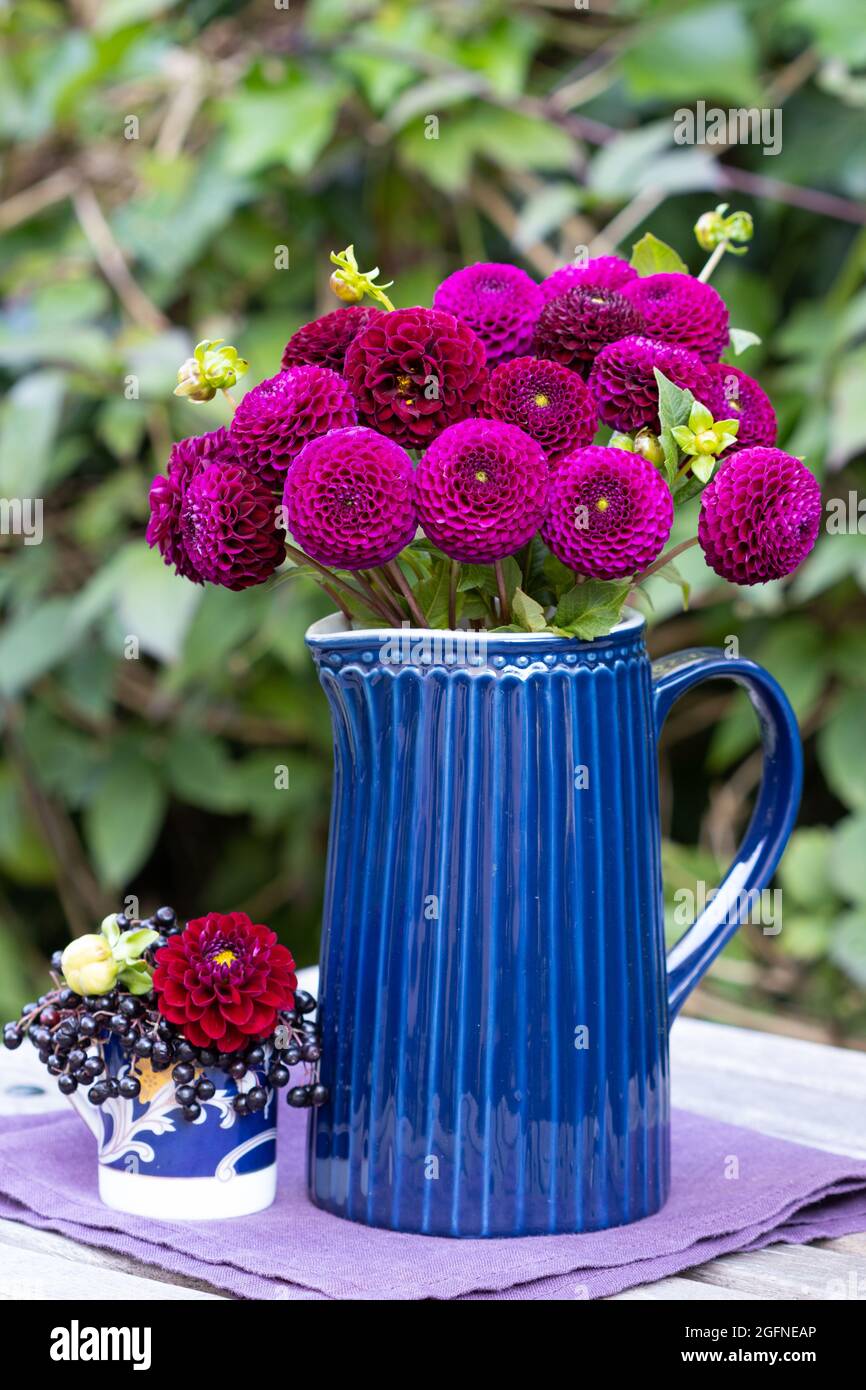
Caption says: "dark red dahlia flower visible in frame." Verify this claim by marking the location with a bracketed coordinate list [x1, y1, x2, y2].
[230, 366, 357, 489]
[432, 262, 542, 369]
[147, 427, 238, 582]
[284, 425, 417, 569]
[698, 447, 821, 585]
[541, 445, 674, 579]
[343, 306, 487, 448]
[540, 256, 637, 302]
[587, 335, 713, 433]
[280, 305, 383, 374]
[153, 911, 297, 1053]
[482, 356, 597, 461]
[533, 287, 643, 375]
[181, 461, 285, 590]
[621, 273, 729, 363]
[414, 417, 549, 563]
[702, 364, 777, 452]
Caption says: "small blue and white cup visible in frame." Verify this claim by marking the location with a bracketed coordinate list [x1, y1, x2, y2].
[68, 1043, 277, 1219]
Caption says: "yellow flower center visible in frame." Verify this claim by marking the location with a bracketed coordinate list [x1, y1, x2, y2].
[475, 469, 489, 483]
[596, 497, 609, 512]
[534, 393, 550, 408]
[213, 949, 236, 965]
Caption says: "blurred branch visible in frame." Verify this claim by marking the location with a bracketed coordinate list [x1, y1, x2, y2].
[470, 177, 559, 274]
[0, 170, 77, 234]
[72, 185, 170, 333]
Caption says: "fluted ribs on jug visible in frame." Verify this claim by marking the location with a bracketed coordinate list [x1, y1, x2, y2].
[309, 653, 669, 1237]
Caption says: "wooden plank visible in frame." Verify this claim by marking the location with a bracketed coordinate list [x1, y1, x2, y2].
[821, 1233, 866, 1256]
[609, 1276, 762, 1300]
[687, 1243, 866, 1300]
[0, 1218, 227, 1299]
[0, 1240, 224, 1300]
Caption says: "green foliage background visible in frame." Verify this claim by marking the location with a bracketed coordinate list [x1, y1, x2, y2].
[1, 0, 865, 1041]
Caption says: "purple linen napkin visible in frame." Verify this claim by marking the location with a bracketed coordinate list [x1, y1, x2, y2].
[0, 1105, 864, 1301]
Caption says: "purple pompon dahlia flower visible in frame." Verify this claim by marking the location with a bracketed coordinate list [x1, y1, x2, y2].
[147, 426, 238, 582]
[414, 418, 549, 563]
[702, 364, 777, 452]
[533, 287, 644, 376]
[432, 262, 542, 369]
[542, 445, 674, 580]
[698, 447, 821, 586]
[283, 426, 417, 570]
[344, 306, 487, 449]
[482, 356, 597, 461]
[180, 462, 285, 591]
[588, 335, 712, 433]
[540, 256, 637, 302]
[229, 366, 357, 489]
[280, 305, 383, 374]
[622, 273, 729, 363]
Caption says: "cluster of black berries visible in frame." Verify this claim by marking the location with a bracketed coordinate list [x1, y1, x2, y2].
[3, 905, 328, 1119]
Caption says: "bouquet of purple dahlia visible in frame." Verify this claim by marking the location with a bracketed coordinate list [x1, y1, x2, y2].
[147, 215, 822, 640]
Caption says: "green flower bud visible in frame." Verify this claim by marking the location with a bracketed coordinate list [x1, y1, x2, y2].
[609, 431, 636, 452]
[61, 934, 119, 997]
[174, 340, 249, 403]
[633, 429, 665, 467]
[694, 204, 754, 255]
[329, 245, 395, 311]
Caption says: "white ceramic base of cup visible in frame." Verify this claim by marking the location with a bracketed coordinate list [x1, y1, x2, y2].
[98, 1161, 278, 1219]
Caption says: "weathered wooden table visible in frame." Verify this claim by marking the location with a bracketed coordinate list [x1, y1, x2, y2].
[1, 975, 864, 1300]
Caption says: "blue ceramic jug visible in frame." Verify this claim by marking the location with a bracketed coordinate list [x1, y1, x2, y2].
[306, 611, 801, 1237]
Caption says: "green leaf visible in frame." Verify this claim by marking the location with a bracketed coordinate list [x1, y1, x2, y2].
[630, 233, 689, 278]
[113, 927, 159, 963]
[0, 598, 82, 697]
[414, 557, 453, 628]
[621, 3, 761, 106]
[729, 327, 762, 356]
[830, 911, 866, 988]
[828, 814, 866, 904]
[118, 960, 155, 996]
[84, 755, 166, 889]
[553, 580, 632, 640]
[654, 368, 695, 483]
[644, 560, 691, 610]
[0, 370, 66, 497]
[779, 828, 836, 910]
[818, 691, 866, 811]
[542, 551, 577, 600]
[100, 914, 121, 948]
[511, 588, 548, 632]
[221, 76, 349, 178]
[690, 454, 716, 485]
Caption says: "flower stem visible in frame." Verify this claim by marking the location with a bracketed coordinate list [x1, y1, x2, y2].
[283, 541, 392, 620]
[385, 560, 429, 628]
[494, 558, 511, 624]
[358, 571, 403, 626]
[221, 388, 238, 412]
[697, 242, 728, 283]
[635, 535, 700, 584]
[448, 560, 459, 630]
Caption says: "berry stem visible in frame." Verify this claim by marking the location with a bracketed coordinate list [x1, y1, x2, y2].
[494, 558, 511, 625]
[634, 535, 700, 583]
[448, 560, 459, 630]
[384, 561, 430, 628]
[697, 242, 728, 283]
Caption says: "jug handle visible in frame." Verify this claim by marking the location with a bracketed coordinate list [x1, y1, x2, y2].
[652, 649, 802, 1021]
